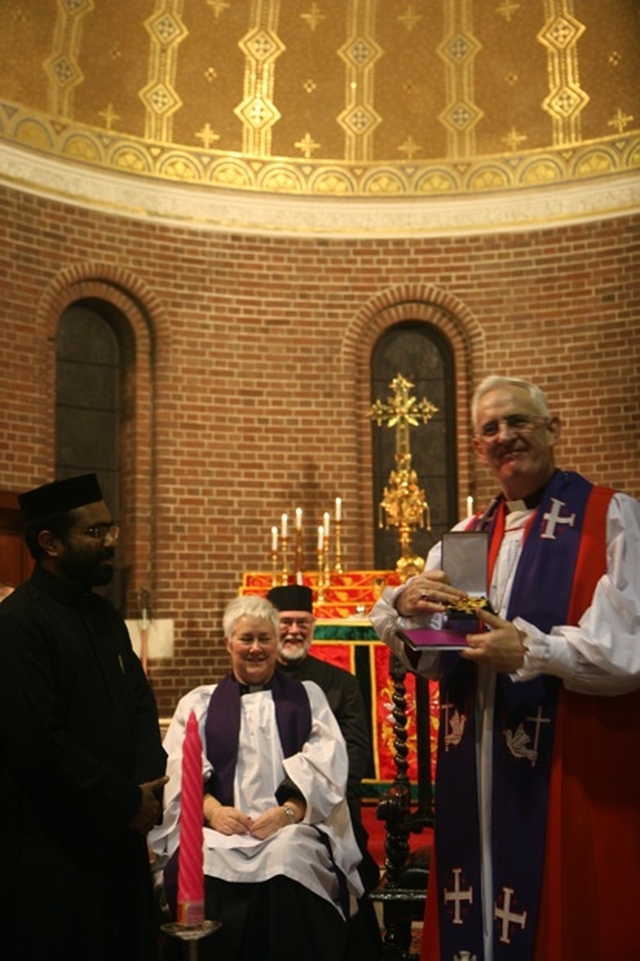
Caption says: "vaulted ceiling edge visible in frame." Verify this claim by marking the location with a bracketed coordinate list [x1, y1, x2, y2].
[1, 138, 638, 238]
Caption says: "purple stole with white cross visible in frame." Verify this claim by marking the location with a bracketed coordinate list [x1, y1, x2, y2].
[434, 470, 605, 961]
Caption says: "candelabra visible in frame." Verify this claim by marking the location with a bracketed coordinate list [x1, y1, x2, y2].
[280, 534, 289, 586]
[333, 519, 343, 573]
[316, 543, 326, 603]
[294, 527, 304, 584]
[370, 374, 438, 582]
[322, 532, 331, 591]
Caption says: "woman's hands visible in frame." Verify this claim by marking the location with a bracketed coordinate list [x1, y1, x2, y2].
[203, 794, 306, 839]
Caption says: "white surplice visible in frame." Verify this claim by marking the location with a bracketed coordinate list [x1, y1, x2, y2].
[149, 679, 364, 916]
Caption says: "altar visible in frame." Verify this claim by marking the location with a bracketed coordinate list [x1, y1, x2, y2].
[240, 570, 438, 801]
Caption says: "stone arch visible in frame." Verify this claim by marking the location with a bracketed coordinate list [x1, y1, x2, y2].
[341, 284, 486, 566]
[35, 262, 169, 615]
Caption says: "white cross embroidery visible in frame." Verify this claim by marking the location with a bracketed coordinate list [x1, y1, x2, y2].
[495, 886, 527, 943]
[444, 868, 473, 924]
[541, 497, 575, 539]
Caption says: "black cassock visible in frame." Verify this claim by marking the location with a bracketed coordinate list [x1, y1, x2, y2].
[0, 566, 166, 961]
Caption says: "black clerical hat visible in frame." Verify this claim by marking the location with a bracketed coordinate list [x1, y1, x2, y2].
[267, 584, 313, 613]
[18, 473, 103, 524]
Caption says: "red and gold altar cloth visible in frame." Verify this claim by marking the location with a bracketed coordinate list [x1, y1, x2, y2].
[239, 569, 402, 620]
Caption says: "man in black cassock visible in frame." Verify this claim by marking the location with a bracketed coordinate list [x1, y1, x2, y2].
[267, 584, 382, 960]
[0, 474, 167, 961]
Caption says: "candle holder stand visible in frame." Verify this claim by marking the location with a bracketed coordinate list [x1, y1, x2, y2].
[280, 535, 289, 585]
[322, 537, 331, 592]
[270, 549, 279, 587]
[333, 521, 343, 573]
[294, 529, 304, 583]
[161, 919, 220, 960]
[316, 548, 325, 603]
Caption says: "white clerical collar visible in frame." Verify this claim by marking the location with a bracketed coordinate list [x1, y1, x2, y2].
[505, 500, 534, 530]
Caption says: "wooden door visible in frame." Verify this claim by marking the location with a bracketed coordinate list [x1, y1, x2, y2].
[0, 491, 33, 589]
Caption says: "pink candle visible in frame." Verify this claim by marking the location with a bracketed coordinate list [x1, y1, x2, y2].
[177, 711, 205, 926]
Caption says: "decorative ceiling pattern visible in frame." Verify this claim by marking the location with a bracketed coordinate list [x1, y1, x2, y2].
[0, 0, 638, 198]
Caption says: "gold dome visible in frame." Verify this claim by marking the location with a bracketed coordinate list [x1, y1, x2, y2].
[0, 0, 638, 227]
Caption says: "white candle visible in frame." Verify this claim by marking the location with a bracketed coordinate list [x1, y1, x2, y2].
[295, 507, 302, 530]
[317, 525, 324, 551]
[335, 497, 342, 522]
[466, 496, 474, 518]
[281, 513, 288, 538]
[271, 526, 278, 552]
[323, 511, 330, 537]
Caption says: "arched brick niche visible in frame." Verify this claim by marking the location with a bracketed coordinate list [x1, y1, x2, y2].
[35, 264, 168, 616]
[341, 285, 484, 566]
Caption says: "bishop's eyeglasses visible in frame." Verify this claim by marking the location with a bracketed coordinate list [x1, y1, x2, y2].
[476, 414, 547, 441]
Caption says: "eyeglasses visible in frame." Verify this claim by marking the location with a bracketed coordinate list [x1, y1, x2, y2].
[84, 523, 120, 542]
[280, 617, 313, 630]
[476, 415, 547, 440]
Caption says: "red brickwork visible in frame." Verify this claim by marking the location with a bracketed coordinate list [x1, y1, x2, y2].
[1, 184, 638, 713]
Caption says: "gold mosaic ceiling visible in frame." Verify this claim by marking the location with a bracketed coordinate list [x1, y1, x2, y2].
[0, 0, 639, 198]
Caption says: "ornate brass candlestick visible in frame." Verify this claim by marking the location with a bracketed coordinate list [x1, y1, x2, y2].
[280, 534, 289, 585]
[370, 374, 438, 581]
[294, 528, 304, 583]
[316, 543, 325, 603]
[322, 533, 331, 591]
[333, 519, 343, 573]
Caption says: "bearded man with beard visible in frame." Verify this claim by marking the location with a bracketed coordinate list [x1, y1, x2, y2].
[267, 585, 382, 961]
[0, 474, 167, 961]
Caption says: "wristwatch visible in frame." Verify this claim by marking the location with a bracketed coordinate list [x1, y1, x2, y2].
[282, 804, 297, 824]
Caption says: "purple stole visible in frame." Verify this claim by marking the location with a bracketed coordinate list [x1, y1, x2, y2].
[163, 671, 312, 915]
[434, 471, 610, 961]
[204, 671, 312, 804]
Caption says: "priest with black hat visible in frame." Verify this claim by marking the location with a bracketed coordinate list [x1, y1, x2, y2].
[267, 584, 382, 960]
[0, 474, 167, 961]
[267, 584, 372, 825]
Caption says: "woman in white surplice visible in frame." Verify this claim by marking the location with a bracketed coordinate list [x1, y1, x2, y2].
[149, 594, 364, 961]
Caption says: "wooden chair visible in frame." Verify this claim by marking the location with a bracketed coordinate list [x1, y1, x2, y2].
[370, 654, 433, 961]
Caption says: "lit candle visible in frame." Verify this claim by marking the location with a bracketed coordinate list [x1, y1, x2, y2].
[281, 513, 288, 538]
[335, 497, 342, 522]
[295, 507, 302, 530]
[271, 526, 278, 552]
[317, 525, 324, 551]
[466, 496, 474, 519]
[323, 511, 330, 538]
[177, 711, 204, 926]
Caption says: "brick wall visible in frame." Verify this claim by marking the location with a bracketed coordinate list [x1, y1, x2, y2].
[1, 183, 638, 713]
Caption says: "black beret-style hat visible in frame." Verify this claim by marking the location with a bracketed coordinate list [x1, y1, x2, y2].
[18, 473, 103, 524]
[266, 584, 314, 613]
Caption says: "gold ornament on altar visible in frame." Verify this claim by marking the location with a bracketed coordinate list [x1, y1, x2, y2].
[370, 374, 438, 582]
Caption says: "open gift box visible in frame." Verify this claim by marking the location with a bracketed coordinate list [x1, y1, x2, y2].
[442, 531, 493, 632]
